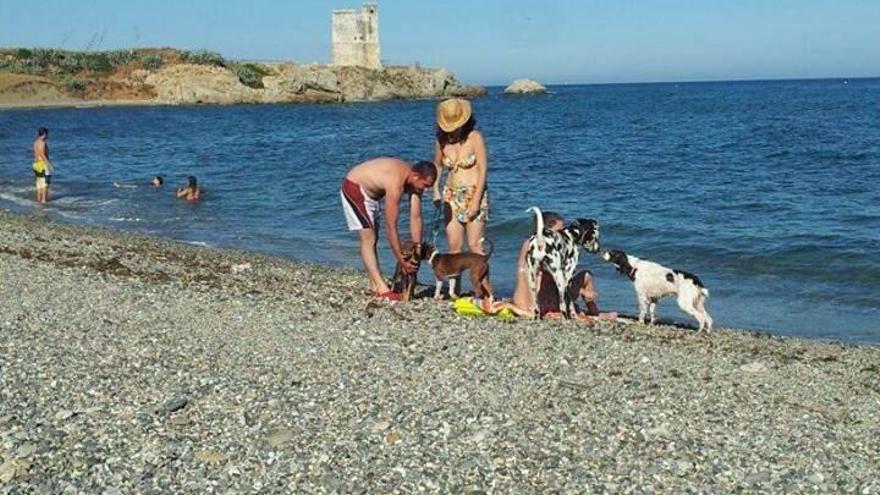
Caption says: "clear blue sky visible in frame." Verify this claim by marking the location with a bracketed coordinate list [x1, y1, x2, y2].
[2, 0, 878, 85]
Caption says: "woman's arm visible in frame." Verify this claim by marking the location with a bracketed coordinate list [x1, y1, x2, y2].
[467, 131, 488, 219]
[432, 140, 443, 204]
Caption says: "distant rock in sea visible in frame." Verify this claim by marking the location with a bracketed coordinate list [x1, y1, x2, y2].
[504, 79, 547, 95]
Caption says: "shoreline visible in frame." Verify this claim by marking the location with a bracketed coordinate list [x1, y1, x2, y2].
[1, 207, 879, 491]
[0, 99, 164, 111]
[0, 203, 875, 347]
[0, 92, 480, 111]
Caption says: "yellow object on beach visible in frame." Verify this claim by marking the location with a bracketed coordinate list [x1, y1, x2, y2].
[33, 160, 48, 174]
[452, 297, 515, 320]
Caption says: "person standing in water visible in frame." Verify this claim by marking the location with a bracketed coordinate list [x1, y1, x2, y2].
[176, 175, 203, 201]
[32, 127, 53, 204]
[433, 98, 490, 255]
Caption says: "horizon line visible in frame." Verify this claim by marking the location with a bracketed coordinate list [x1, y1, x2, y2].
[482, 75, 880, 88]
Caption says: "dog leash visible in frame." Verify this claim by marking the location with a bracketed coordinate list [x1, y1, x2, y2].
[429, 202, 443, 246]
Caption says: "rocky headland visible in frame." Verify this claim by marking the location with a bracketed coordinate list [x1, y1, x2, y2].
[0, 48, 485, 108]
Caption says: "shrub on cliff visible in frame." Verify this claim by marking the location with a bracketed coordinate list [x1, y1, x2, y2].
[106, 49, 138, 67]
[140, 54, 163, 70]
[231, 63, 268, 89]
[64, 78, 88, 92]
[1, 48, 144, 76]
[184, 50, 227, 67]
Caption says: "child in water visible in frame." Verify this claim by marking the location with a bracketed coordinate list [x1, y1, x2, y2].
[176, 175, 203, 201]
[113, 175, 164, 188]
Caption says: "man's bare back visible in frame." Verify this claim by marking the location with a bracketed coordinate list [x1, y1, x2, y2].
[32, 127, 52, 203]
[345, 157, 411, 199]
[33, 136, 51, 169]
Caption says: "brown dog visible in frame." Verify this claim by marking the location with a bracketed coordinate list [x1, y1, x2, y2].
[423, 239, 495, 301]
[390, 240, 425, 301]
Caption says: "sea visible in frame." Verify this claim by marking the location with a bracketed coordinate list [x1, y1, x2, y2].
[1, 79, 878, 343]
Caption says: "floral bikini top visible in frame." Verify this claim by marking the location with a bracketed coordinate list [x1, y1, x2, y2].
[442, 151, 477, 172]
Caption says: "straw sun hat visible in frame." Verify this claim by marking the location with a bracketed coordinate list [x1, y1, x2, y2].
[436, 98, 472, 132]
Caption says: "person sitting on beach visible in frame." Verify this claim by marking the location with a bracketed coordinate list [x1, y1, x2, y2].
[114, 175, 164, 189]
[341, 157, 437, 300]
[483, 211, 617, 321]
[176, 175, 203, 201]
[32, 127, 53, 204]
[537, 269, 618, 322]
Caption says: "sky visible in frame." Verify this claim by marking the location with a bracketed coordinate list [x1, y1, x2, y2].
[2, 0, 879, 85]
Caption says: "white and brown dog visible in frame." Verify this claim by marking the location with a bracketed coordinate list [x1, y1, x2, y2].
[424, 239, 495, 301]
[526, 207, 600, 319]
[602, 249, 713, 332]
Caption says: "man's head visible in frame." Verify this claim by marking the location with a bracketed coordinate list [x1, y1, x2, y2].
[407, 160, 437, 194]
[37, 127, 49, 139]
[150, 175, 164, 187]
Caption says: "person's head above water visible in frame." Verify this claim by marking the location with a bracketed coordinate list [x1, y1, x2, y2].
[150, 175, 164, 187]
[186, 175, 198, 188]
[37, 127, 48, 139]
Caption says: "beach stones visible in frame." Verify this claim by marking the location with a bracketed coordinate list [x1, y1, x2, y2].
[0, 210, 879, 492]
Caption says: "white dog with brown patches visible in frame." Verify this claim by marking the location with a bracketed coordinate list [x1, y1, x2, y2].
[602, 249, 713, 332]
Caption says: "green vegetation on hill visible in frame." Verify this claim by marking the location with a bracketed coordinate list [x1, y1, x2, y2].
[0, 47, 264, 88]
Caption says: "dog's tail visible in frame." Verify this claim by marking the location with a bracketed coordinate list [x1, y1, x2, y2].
[479, 237, 495, 259]
[526, 206, 546, 252]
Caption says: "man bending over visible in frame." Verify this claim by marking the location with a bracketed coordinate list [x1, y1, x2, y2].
[341, 157, 437, 300]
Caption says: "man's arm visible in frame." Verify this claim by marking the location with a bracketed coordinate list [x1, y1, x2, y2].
[409, 192, 423, 245]
[384, 187, 406, 265]
[45, 143, 53, 173]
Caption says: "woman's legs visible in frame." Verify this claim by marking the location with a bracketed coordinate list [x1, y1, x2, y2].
[443, 203, 465, 297]
[444, 208, 465, 253]
[465, 219, 485, 255]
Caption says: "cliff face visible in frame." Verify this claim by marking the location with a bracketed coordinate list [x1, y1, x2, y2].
[0, 48, 485, 107]
[144, 63, 486, 105]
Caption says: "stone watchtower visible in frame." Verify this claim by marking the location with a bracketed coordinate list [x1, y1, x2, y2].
[331, 3, 381, 69]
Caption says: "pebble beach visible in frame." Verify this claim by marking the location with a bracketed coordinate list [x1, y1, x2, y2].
[1, 209, 878, 493]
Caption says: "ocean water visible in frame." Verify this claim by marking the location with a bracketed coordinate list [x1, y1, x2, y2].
[1, 79, 878, 343]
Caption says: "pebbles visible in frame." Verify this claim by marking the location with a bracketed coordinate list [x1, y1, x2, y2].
[1, 210, 879, 493]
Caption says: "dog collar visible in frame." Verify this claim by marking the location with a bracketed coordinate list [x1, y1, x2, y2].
[628, 266, 637, 280]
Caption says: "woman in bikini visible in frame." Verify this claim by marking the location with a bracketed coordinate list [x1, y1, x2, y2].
[432, 98, 489, 259]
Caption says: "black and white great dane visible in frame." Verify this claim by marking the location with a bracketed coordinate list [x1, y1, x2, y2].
[525, 206, 600, 319]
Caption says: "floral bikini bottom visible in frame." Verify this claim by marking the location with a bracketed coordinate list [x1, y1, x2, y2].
[443, 184, 489, 223]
